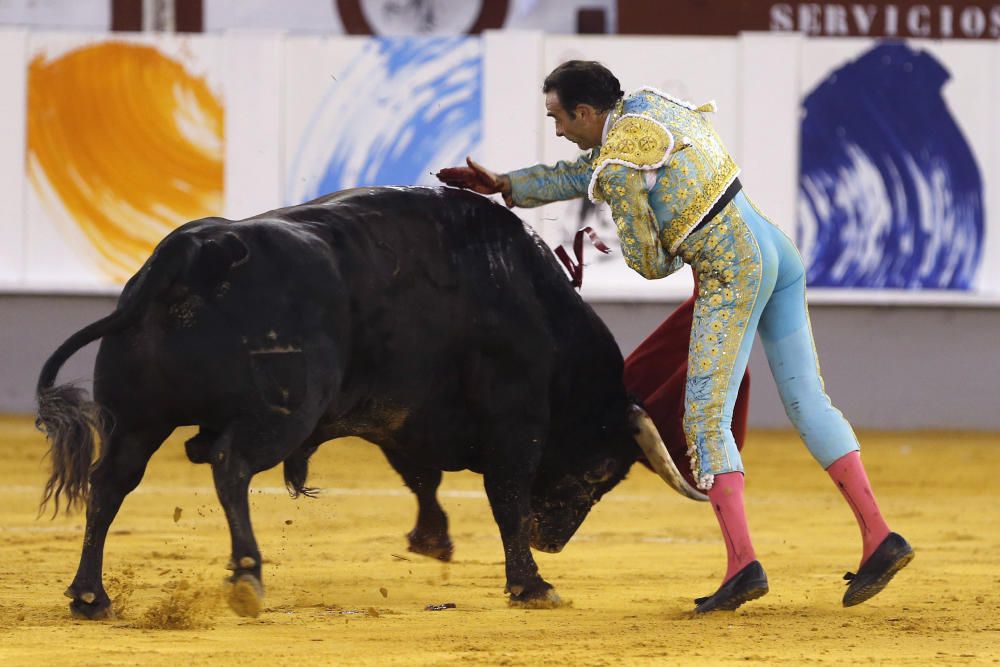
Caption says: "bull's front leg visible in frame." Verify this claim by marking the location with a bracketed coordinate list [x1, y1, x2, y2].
[381, 448, 453, 561]
[483, 469, 561, 607]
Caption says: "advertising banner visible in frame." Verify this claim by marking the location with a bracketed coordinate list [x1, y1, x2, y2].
[21, 32, 223, 291]
[797, 38, 999, 294]
[0, 29, 996, 304]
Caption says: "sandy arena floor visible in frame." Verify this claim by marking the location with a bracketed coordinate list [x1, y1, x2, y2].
[0, 414, 997, 665]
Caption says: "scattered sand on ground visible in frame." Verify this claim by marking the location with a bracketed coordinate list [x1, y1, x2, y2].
[0, 414, 998, 665]
[132, 578, 219, 630]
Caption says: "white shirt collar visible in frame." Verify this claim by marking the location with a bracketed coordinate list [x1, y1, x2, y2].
[600, 110, 613, 145]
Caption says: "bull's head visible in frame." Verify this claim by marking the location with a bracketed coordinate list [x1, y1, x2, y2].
[528, 404, 706, 553]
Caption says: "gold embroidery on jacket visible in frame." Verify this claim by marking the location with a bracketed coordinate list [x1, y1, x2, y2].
[601, 90, 741, 255]
[603, 165, 682, 279]
[591, 115, 674, 203]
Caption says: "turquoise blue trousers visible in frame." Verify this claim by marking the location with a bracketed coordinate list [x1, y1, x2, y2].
[675, 191, 859, 489]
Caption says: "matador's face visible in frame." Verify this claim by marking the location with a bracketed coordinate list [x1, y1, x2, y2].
[545, 91, 605, 151]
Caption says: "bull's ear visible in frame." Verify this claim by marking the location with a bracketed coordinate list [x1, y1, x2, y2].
[218, 231, 249, 268]
[190, 233, 250, 288]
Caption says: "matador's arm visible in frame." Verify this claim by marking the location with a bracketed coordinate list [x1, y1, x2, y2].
[594, 162, 683, 280]
[506, 152, 597, 208]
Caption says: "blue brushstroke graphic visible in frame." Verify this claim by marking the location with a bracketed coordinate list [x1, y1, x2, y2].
[797, 42, 983, 289]
[287, 36, 481, 203]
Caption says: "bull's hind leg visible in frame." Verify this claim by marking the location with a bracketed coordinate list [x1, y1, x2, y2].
[210, 430, 265, 618]
[213, 455, 263, 617]
[381, 448, 453, 561]
[65, 425, 171, 619]
[209, 420, 314, 618]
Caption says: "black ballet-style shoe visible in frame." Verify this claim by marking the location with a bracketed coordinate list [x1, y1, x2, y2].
[693, 560, 769, 613]
[842, 532, 914, 607]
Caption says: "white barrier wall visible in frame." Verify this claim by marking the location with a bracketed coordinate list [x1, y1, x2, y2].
[0, 29, 997, 305]
[0, 29, 27, 288]
[222, 31, 284, 220]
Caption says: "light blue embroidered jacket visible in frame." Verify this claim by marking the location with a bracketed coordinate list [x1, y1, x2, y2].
[507, 87, 740, 279]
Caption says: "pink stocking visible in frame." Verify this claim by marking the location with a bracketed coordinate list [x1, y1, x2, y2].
[827, 451, 891, 567]
[708, 471, 757, 582]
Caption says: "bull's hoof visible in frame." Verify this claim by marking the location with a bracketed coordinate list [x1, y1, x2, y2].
[508, 587, 569, 609]
[67, 589, 113, 621]
[225, 574, 264, 618]
[406, 530, 454, 562]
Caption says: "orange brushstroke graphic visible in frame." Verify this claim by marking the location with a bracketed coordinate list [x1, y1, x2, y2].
[27, 41, 223, 282]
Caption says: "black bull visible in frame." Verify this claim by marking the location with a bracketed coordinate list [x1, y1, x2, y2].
[36, 186, 700, 619]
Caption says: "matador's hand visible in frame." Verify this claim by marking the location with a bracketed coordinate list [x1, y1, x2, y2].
[436, 156, 513, 207]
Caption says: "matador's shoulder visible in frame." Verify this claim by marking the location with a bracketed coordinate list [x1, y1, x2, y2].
[587, 88, 719, 203]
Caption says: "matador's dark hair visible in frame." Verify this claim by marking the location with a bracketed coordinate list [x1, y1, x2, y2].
[542, 60, 624, 118]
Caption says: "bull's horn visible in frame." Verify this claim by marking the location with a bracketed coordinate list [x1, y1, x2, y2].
[629, 405, 708, 502]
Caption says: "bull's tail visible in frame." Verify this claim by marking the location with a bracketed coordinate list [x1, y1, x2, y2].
[36, 231, 195, 516]
[283, 445, 320, 499]
[36, 384, 107, 516]
[37, 306, 151, 515]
